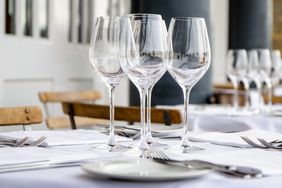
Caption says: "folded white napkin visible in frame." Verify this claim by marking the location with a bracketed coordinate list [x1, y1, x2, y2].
[0, 147, 98, 173]
[190, 129, 282, 148]
[0, 130, 132, 147]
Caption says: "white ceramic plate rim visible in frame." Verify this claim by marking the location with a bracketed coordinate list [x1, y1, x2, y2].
[82, 159, 210, 181]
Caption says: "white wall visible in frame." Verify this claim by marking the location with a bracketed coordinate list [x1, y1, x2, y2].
[210, 0, 229, 84]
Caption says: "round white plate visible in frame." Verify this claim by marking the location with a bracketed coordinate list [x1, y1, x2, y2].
[82, 159, 209, 181]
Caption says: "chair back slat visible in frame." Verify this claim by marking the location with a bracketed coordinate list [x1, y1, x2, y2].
[62, 102, 182, 126]
[0, 106, 43, 126]
[38, 90, 102, 103]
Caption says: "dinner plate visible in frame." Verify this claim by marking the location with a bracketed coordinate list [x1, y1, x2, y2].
[82, 159, 209, 181]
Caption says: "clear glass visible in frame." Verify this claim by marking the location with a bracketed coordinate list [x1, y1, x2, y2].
[119, 17, 168, 151]
[227, 50, 249, 111]
[270, 50, 282, 108]
[257, 49, 272, 111]
[89, 16, 126, 151]
[127, 14, 166, 145]
[167, 17, 211, 152]
[247, 50, 263, 111]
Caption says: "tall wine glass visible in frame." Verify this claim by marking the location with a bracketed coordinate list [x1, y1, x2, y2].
[120, 17, 168, 151]
[167, 17, 210, 152]
[248, 50, 262, 110]
[270, 50, 282, 108]
[127, 14, 167, 145]
[89, 16, 126, 151]
[226, 50, 249, 110]
[257, 49, 272, 110]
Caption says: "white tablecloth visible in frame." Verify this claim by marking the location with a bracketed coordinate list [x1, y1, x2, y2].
[0, 166, 282, 188]
[162, 104, 282, 133]
[0, 141, 282, 188]
[190, 114, 282, 133]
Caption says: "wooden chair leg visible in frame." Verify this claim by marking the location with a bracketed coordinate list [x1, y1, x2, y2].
[67, 103, 77, 130]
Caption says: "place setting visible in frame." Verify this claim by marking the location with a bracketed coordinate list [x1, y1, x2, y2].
[1, 13, 281, 182]
[1, 1, 282, 187]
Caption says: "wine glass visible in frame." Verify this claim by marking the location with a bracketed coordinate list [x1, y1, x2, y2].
[119, 17, 168, 151]
[89, 16, 127, 151]
[257, 49, 272, 111]
[226, 49, 249, 111]
[270, 50, 282, 107]
[167, 17, 210, 152]
[127, 14, 167, 145]
[248, 50, 262, 111]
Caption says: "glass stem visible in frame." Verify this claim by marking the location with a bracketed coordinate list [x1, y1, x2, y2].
[146, 87, 153, 143]
[181, 86, 192, 148]
[254, 79, 262, 111]
[230, 77, 239, 110]
[242, 78, 250, 109]
[266, 80, 272, 108]
[233, 82, 239, 110]
[108, 85, 117, 147]
[139, 88, 149, 151]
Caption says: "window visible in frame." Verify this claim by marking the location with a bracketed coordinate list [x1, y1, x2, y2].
[5, 0, 16, 34]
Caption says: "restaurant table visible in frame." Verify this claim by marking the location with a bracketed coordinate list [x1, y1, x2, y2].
[0, 141, 282, 188]
[190, 113, 282, 133]
[162, 104, 282, 133]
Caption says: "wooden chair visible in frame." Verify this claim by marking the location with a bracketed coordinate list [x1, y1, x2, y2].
[61, 102, 183, 129]
[0, 106, 42, 130]
[210, 83, 246, 106]
[211, 83, 282, 105]
[38, 90, 106, 129]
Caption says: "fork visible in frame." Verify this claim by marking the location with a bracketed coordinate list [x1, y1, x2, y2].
[257, 138, 282, 150]
[241, 136, 282, 150]
[0, 136, 31, 147]
[148, 147, 263, 178]
[240, 136, 267, 149]
[28, 136, 47, 147]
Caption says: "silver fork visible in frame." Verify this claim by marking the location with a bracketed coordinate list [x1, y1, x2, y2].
[28, 136, 47, 147]
[257, 138, 282, 150]
[241, 136, 282, 150]
[240, 136, 267, 149]
[148, 147, 263, 178]
[0, 136, 31, 147]
[15, 136, 31, 147]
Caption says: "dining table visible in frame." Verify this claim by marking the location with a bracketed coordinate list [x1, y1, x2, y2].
[0, 143, 282, 188]
[1, 105, 282, 188]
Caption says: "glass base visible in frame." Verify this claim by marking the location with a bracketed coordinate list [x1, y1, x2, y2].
[122, 147, 149, 158]
[138, 139, 150, 151]
[91, 143, 131, 152]
[166, 145, 204, 154]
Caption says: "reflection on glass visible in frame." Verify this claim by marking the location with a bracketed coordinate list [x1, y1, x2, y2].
[38, 0, 49, 38]
[22, 0, 33, 36]
[5, 0, 16, 34]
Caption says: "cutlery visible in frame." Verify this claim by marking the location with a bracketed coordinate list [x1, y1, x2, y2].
[240, 136, 267, 149]
[241, 136, 282, 150]
[148, 147, 263, 178]
[15, 136, 31, 147]
[0, 136, 31, 147]
[29, 136, 47, 147]
[257, 138, 282, 150]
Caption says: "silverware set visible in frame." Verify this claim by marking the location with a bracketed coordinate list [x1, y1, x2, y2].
[0, 136, 46, 148]
[147, 147, 263, 179]
[241, 136, 282, 150]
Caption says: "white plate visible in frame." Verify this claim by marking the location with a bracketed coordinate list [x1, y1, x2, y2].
[82, 159, 209, 181]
